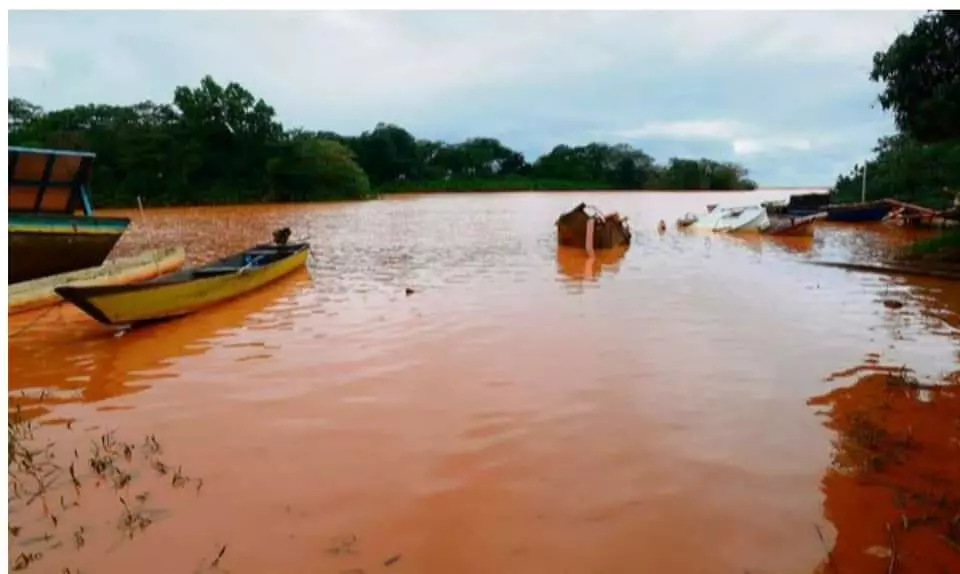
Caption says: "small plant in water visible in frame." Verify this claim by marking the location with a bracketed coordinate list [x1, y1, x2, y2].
[7, 403, 209, 572]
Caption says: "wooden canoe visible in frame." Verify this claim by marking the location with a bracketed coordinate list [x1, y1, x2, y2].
[55, 242, 311, 327]
[8, 247, 186, 315]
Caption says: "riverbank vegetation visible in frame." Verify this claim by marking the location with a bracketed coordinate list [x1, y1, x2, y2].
[905, 228, 960, 264]
[832, 10, 960, 210]
[8, 80, 757, 208]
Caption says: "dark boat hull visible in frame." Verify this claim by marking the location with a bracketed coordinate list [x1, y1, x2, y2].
[784, 208, 825, 217]
[825, 204, 894, 223]
[9, 214, 131, 284]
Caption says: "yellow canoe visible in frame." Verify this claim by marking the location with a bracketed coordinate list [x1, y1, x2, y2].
[8, 247, 186, 315]
[55, 242, 311, 327]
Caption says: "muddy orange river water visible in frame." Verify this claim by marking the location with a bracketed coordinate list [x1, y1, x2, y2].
[8, 191, 960, 574]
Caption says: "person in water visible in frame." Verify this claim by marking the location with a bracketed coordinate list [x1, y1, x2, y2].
[657, 220, 667, 234]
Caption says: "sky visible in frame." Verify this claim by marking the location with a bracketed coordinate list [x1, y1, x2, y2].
[8, 10, 925, 187]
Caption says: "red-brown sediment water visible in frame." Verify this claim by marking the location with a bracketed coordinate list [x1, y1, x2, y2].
[9, 191, 960, 573]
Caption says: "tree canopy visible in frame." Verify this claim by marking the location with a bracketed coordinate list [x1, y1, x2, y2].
[833, 10, 960, 208]
[9, 76, 758, 208]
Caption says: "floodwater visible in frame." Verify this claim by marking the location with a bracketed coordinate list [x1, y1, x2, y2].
[8, 190, 960, 574]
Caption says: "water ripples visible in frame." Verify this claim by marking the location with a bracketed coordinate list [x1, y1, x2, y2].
[8, 191, 960, 574]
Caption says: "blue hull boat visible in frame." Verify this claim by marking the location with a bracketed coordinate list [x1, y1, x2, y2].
[824, 200, 894, 223]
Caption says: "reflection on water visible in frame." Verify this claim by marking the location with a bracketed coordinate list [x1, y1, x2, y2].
[812, 222, 937, 264]
[725, 232, 817, 256]
[809, 362, 960, 573]
[555, 245, 628, 286]
[9, 270, 312, 420]
[7, 190, 960, 573]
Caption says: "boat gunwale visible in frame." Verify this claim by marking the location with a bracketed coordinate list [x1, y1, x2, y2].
[56, 242, 311, 297]
[9, 212, 133, 226]
[9, 247, 187, 315]
[53, 242, 311, 326]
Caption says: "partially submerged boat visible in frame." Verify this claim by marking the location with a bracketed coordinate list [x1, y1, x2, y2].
[556, 203, 632, 250]
[9, 146, 131, 284]
[764, 212, 825, 237]
[55, 232, 310, 327]
[689, 203, 770, 233]
[767, 192, 830, 217]
[824, 199, 894, 223]
[883, 199, 958, 229]
[9, 247, 186, 315]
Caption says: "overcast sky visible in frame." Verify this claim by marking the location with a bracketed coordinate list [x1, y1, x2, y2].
[8, 10, 923, 186]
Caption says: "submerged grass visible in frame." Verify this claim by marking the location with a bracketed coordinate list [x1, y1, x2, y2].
[7, 402, 210, 572]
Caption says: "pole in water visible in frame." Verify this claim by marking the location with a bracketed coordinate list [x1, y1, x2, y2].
[585, 217, 596, 257]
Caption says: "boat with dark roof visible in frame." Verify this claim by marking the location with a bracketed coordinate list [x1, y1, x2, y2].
[8, 146, 131, 284]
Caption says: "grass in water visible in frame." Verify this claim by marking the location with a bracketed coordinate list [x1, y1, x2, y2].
[7, 403, 212, 572]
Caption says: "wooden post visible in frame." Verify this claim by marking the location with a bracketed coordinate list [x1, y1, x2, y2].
[585, 217, 596, 257]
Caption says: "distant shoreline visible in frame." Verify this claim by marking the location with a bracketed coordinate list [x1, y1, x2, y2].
[100, 187, 830, 213]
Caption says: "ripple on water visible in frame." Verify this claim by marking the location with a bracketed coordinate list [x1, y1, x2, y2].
[7, 191, 960, 574]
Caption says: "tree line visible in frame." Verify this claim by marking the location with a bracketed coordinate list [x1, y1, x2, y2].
[832, 10, 960, 209]
[8, 78, 758, 208]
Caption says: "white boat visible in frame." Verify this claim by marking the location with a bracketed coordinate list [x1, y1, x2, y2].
[689, 203, 770, 233]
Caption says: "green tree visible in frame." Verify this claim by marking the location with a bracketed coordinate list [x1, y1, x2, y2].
[267, 134, 371, 202]
[870, 10, 960, 143]
[8, 75, 760, 207]
[832, 10, 960, 209]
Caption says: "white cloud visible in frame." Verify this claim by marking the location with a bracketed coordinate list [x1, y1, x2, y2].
[8, 46, 49, 72]
[7, 10, 924, 186]
[614, 120, 745, 141]
[612, 119, 817, 156]
[8, 11, 923, 112]
[732, 138, 812, 156]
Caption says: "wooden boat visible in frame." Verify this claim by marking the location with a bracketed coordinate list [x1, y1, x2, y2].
[824, 199, 894, 223]
[883, 199, 958, 229]
[9, 247, 186, 315]
[761, 199, 789, 215]
[783, 192, 831, 216]
[55, 237, 310, 327]
[9, 146, 132, 284]
[763, 212, 826, 237]
[556, 203, 632, 250]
